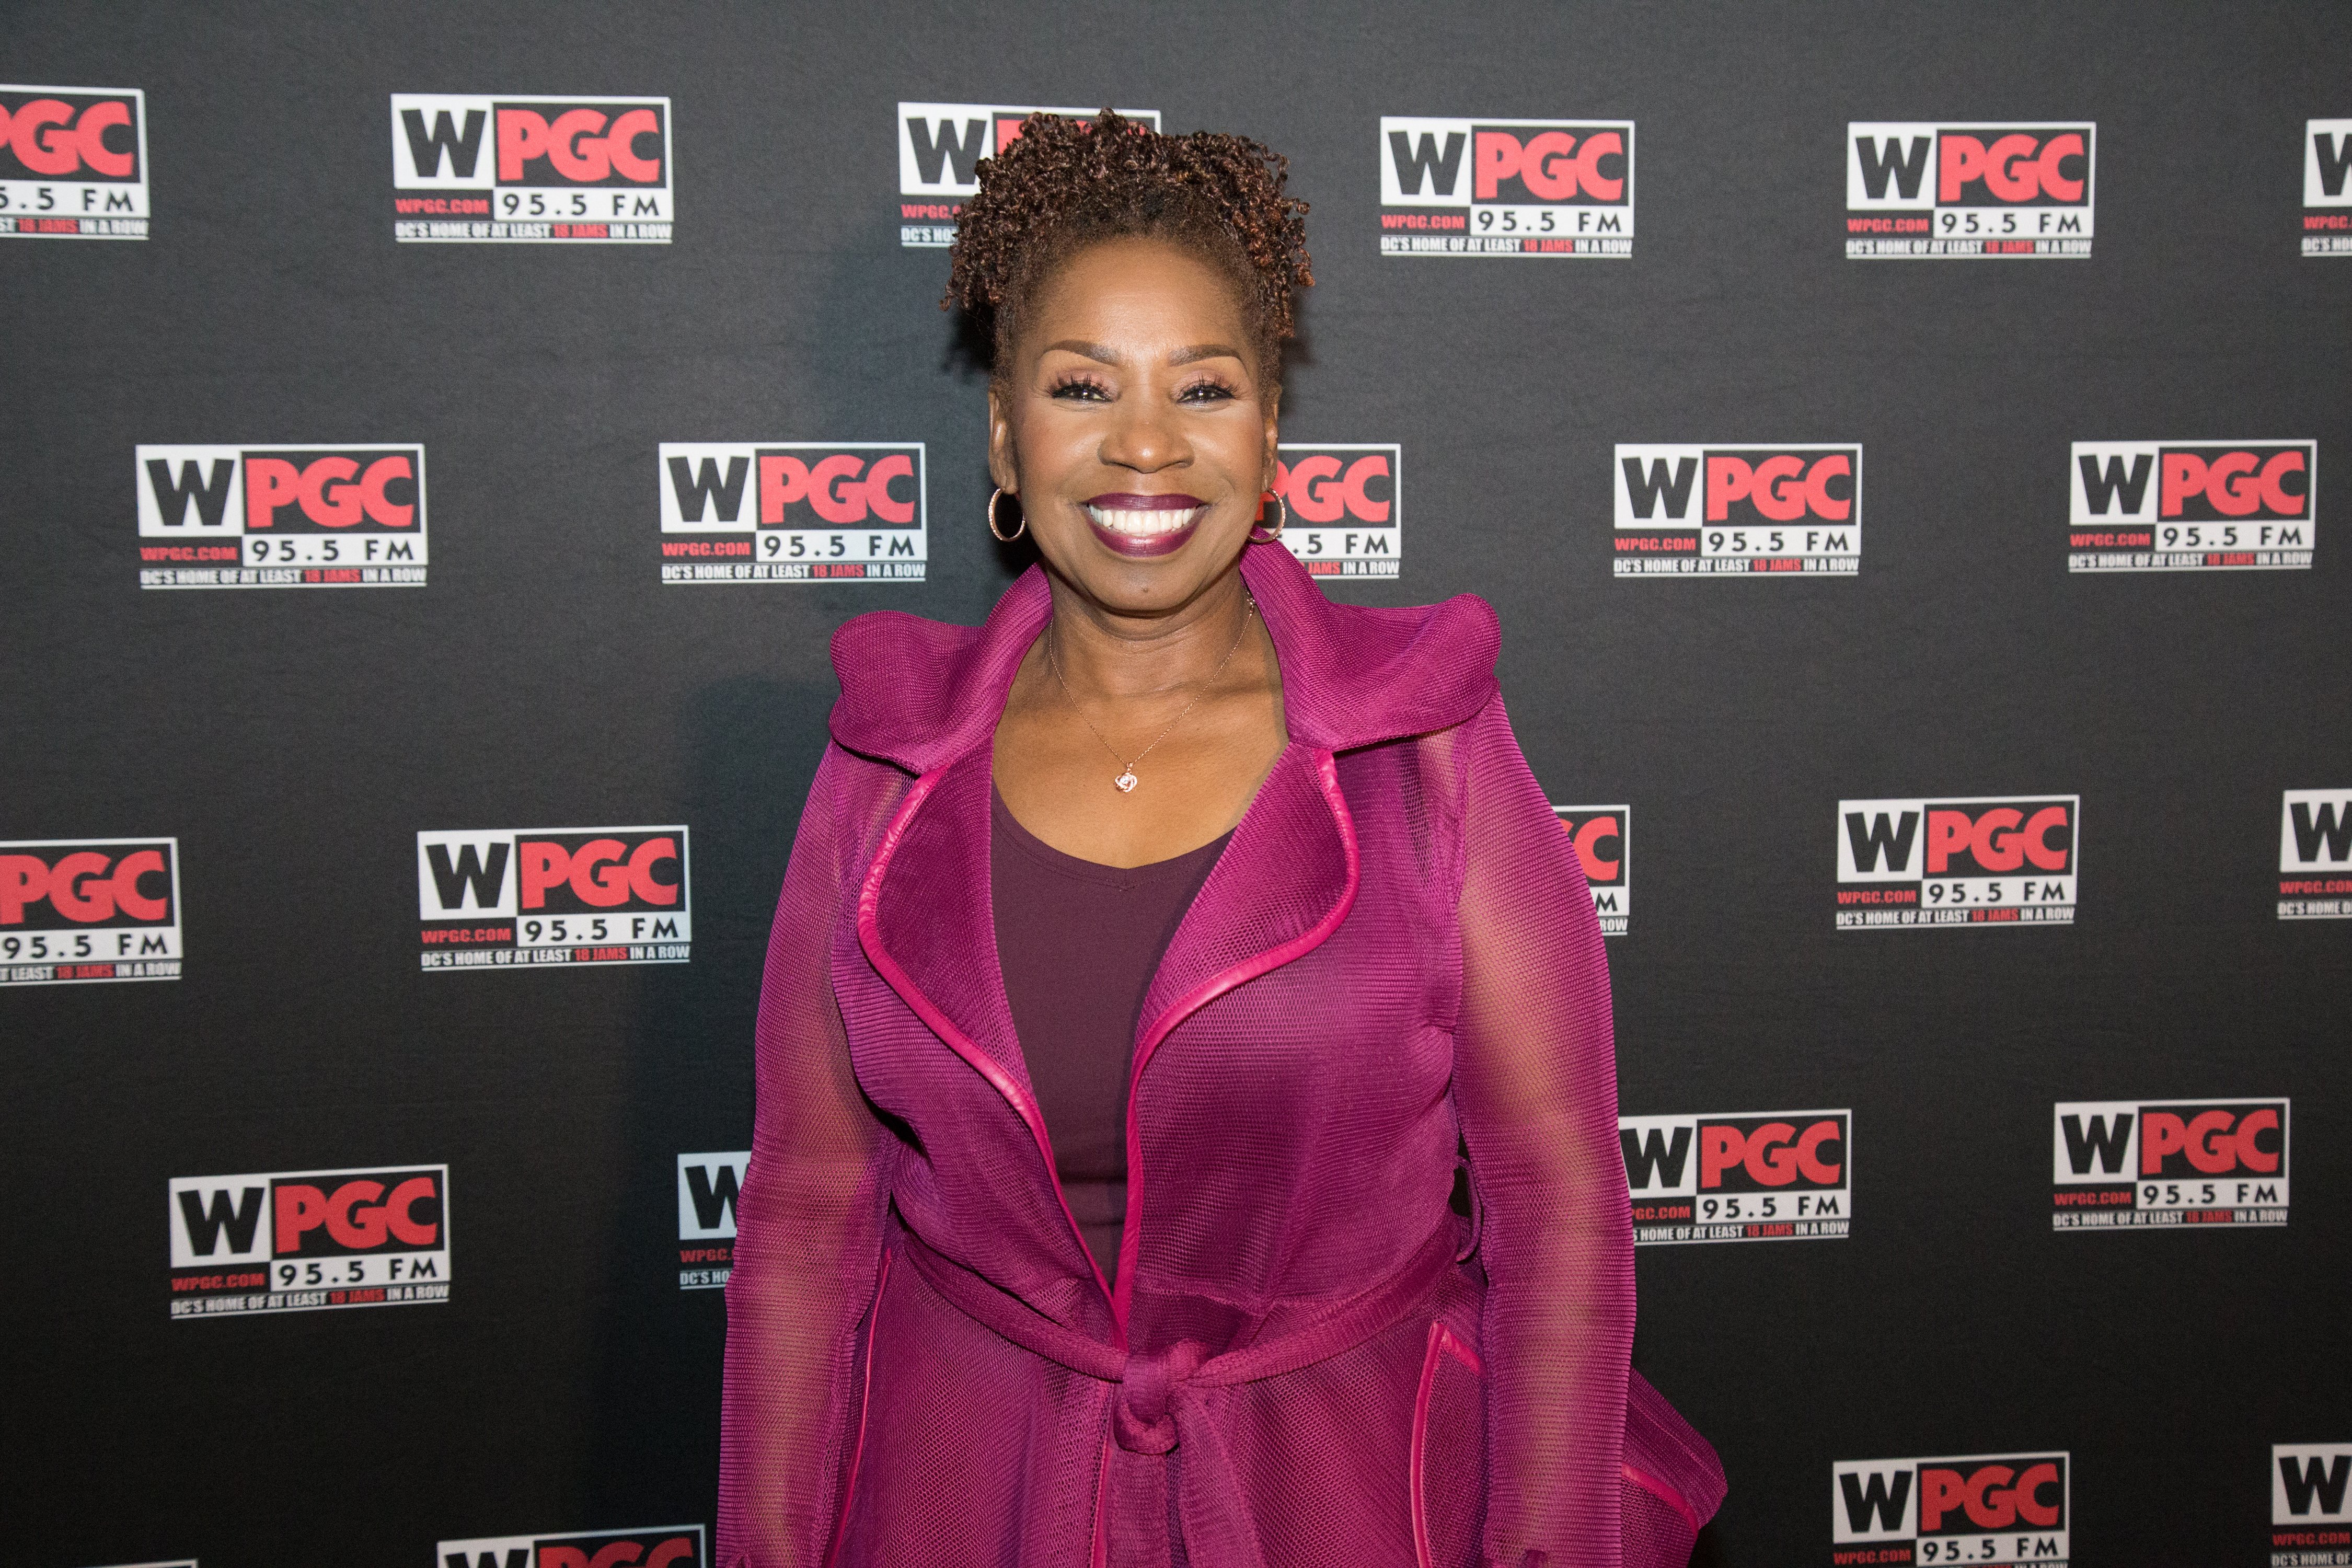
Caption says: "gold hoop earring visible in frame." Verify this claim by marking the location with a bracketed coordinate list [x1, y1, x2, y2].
[1249, 491, 1287, 543]
[986, 487, 1025, 543]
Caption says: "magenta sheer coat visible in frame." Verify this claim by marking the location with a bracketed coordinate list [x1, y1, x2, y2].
[719, 541, 1723, 1568]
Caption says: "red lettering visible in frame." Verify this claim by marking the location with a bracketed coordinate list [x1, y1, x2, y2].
[1705, 456, 1754, 521]
[2260, 451, 2305, 515]
[0, 855, 49, 924]
[2024, 805, 2069, 870]
[1341, 454, 1391, 522]
[2141, 1111, 2188, 1174]
[1920, 1466, 1967, 1532]
[1473, 130, 1524, 199]
[547, 108, 610, 181]
[761, 455, 811, 521]
[1282, 454, 1346, 523]
[520, 841, 569, 909]
[1698, 1124, 1744, 1188]
[568, 838, 631, 907]
[863, 453, 916, 524]
[10, 99, 78, 176]
[2036, 134, 2085, 201]
[297, 456, 364, 527]
[245, 457, 301, 528]
[1938, 135, 1989, 203]
[1925, 809, 1974, 874]
[1748, 454, 1808, 522]
[1804, 454, 1852, 520]
[1970, 807, 2026, 871]
[808, 454, 869, 524]
[2234, 1108, 2280, 1172]
[2204, 451, 2259, 517]
[1574, 131, 1623, 200]
[359, 455, 416, 526]
[1796, 1120, 1842, 1183]
[1517, 130, 1577, 199]
[1742, 1122, 1800, 1186]
[46, 851, 115, 921]
[497, 109, 556, 181]
[1572, 815, 1620, 880]
[75, 99, 134, 178]
[1963, 1464, 2018, 1528]
[2160, 452, 2207, 517]
[627, 837, 681, 904]
[607, 108, 663, 181]
[274, 1184, 328, 1252]
[112, 849, 168, 919]
[2013, 1461, 2062, 1526]
[325, 1180, 390, 1248]
[645, 1539, 696, 1568]
[383, 1175, 440, 1250]
[1981, 134, 2040, 201]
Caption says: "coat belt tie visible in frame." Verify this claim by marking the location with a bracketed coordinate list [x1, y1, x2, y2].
[900, 1220, 1461, 1568]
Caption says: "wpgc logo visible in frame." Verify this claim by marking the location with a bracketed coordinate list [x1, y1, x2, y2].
[2053, 1099, 2288, 1229]
[2069, 440, 2316, 572]
[1379, 117, 1633, 256]
[677, 1151, 747, 1290]
[1847, 122, 2093, 258]
[1552, 804, 1629, 936]
[2274, 1443, 2351, 1562]
[0, 84, 147, 238]
[2279, 788, 2352, 920]
[391, 94, 671, 243]
[2304, 119, 2351, 257]
[169, 1164, 450, 1317]
[1614, 444, 1861, 577]
[136, 444, 428, 589]
[1, 837, 180, 986]
[659, 442, 927, 583]
[439, 1525, 704, 1568]
[418, 827, 690, 970]
[1837, 795, 2079, 929]
[1271, 443, 1400, 578]
[1619, 1110, 1850, 1244]
[1833, 1452, 2069, 1567]
[897, 103, 1159, 247]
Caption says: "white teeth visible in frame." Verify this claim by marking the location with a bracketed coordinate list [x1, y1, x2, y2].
[1086, 504, 1206, 537]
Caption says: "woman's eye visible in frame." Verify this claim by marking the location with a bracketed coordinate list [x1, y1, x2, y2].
[1178, 382, 1237, 403]
[1049, 378, 1111, 401]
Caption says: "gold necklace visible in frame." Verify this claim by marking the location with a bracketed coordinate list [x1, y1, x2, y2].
[1045, 596, 1256, 793]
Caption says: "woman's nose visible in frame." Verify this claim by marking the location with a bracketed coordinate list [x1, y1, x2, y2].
[1099, 397, 1190, 473]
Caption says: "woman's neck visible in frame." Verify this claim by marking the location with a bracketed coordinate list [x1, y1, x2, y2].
[1040, 567, 1258, 704]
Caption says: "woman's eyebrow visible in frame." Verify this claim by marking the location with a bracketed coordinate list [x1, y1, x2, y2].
[1044, 339, 1120, 364]
[1169, 343, 1243, 366]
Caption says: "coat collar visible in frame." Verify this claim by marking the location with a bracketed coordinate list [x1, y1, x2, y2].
[844, 541, 1496, 1330]
[827, 539, 1500, 771]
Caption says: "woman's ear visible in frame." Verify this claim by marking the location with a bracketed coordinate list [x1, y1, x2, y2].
[987, 383, 1018, 493]
[1260, 386, 1282, 491]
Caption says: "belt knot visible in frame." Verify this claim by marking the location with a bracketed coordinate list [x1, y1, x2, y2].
[1112, 1341, 1207, 1454]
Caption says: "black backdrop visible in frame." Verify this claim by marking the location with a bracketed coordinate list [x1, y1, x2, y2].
[3, 3, 2347, 1565]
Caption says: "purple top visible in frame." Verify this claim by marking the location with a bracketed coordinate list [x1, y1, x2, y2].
[989, 782, 1232, 1286]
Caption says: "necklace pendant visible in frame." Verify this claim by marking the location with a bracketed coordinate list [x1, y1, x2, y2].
[1114, 770, 1139, 793]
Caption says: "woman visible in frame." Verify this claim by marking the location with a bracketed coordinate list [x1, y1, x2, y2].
[719, 112, 1722, 1568]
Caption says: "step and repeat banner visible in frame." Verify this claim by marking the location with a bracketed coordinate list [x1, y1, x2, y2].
[3, 4, 2346, 1566]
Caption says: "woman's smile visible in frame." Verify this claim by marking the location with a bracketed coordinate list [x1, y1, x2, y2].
[1083, 491, 1209, 557]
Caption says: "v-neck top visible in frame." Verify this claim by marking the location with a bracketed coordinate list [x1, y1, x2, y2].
[988, 783, 1233, 1287]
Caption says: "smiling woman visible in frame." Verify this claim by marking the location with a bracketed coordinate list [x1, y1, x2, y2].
[717, 111, 1724, 1568]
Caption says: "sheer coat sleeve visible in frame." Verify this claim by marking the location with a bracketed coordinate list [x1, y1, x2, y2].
[1447, 696, 1635, 1568]
[719, 744, 897, 1567]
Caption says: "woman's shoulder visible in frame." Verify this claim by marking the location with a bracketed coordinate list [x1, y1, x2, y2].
[1248, 547, 1501, 752]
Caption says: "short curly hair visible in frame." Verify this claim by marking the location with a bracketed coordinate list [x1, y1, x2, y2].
[943, 110, 1312, 390]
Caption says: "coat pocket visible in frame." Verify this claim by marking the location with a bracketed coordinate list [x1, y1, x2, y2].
[1409, 1320, 1486, 1568]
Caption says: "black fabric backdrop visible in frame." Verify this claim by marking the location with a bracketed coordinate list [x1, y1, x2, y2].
[3, 3, 2346, 1565]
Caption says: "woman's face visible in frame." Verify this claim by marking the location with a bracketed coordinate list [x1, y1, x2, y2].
[989, 236, 1278, 617]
